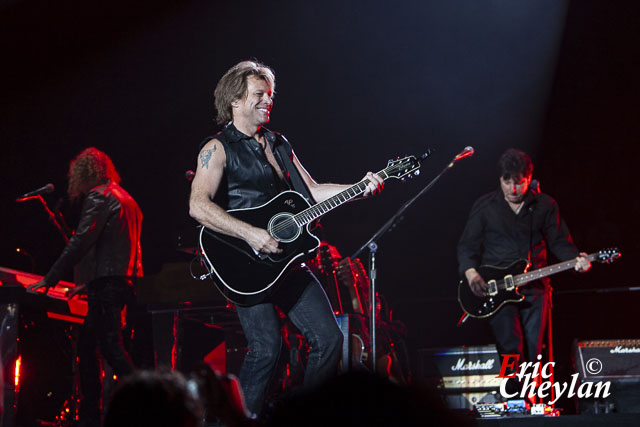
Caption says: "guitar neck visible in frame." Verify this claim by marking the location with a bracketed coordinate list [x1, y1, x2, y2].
[294, 170, 388, 226]
[514, 252, 597, 286]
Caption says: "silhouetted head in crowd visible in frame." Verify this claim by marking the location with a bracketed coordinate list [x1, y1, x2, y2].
[190, 363, 253, 427]
[104, 370, 203, 427]
[265, 371, 473, 427]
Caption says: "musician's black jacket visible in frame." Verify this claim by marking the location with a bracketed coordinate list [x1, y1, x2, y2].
[202, 123, 314, 210]
[457, 188, 578, 294]
[44, 181, 143, 286]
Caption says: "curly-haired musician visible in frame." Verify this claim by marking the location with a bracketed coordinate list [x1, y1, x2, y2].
[28, 147, 142, 427]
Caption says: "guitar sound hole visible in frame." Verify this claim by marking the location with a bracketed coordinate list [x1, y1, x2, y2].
[268, 213, 301, 243]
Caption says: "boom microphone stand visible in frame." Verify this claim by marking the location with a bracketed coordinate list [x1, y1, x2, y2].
[16, 192, 72, 244]
[16, 187, 78, 425]
[351, 147, 475, 373]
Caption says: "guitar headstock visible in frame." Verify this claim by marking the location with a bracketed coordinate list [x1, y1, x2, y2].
[385, 150, 432, 180]
[596, 248, 621, 264]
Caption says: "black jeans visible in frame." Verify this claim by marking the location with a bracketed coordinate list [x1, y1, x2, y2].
[489, 290, 549, 364]
[78, 277, 135, 421]
[235, 275, 343, 416]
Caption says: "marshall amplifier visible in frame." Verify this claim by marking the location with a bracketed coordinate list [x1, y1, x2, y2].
[574, 339, 640, 414]
[574, 339, 640, 381]
[417, 344, 502, 390]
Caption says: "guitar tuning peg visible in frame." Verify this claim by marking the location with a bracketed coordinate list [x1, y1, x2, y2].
[414, 170, 420, 176]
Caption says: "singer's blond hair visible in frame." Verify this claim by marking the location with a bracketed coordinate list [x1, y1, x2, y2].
[214, 60, 275, 125]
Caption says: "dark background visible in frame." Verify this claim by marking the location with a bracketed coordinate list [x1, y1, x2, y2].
[1, 0, 638, 399]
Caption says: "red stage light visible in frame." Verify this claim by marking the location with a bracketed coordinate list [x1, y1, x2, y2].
[14, 356, 22, 392]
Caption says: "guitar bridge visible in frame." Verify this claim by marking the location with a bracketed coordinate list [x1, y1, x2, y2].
[487, 279, 498, 296]
[503, 274, 515, 291]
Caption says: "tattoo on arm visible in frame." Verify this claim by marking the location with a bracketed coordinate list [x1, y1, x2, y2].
[199, 145, 216, 169]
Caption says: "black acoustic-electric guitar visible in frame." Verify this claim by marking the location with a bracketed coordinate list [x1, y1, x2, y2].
[457, 248, 621, 319]
[198, 154, 429, 306]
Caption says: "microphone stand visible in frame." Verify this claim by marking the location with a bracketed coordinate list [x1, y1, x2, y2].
[17, 192, 80, 421]
[351, 150, 473, 373]
[18, 194, 71, 244]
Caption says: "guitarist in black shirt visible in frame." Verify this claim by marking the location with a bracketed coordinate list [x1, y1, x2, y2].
[457, 149, 590, 383]
[189, 60, 383, 417]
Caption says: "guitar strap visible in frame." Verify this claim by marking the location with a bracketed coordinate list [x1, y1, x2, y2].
[272, 133, 316, 205]
[526, 181, 541, 266]
[527, 201, 535, 266]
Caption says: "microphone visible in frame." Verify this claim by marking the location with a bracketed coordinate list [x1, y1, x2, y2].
[16, 183, 55, 202]
[453, 146, 475, 162]
[530, 179, 541, 194]
[185, 170, 195, 182]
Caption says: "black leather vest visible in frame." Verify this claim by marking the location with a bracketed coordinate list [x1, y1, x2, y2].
[207, 124, 289, 210]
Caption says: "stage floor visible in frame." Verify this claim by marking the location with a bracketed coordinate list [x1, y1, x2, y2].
[476, 413, 640, 426]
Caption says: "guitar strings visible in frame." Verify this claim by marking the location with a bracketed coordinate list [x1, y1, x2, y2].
[268, 179, 370, 235]
[268, 167, 394, 236]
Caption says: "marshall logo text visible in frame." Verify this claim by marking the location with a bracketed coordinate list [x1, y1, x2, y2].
[451, 358, 495, 371]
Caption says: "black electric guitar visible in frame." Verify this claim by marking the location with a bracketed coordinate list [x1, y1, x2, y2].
[198, 153, 429, 306]
[457, 248, 621, 319]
